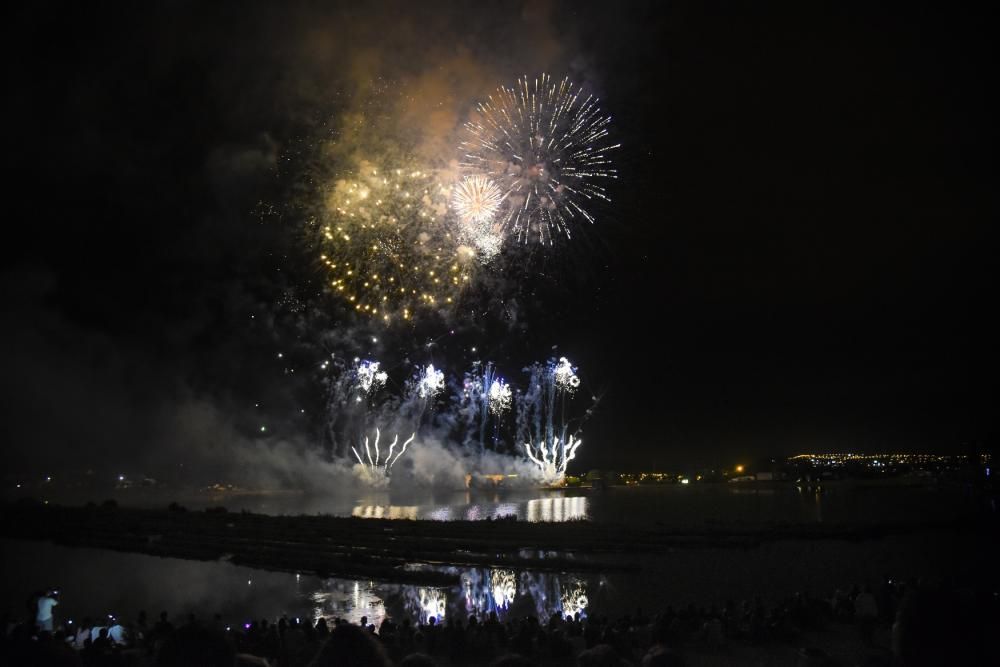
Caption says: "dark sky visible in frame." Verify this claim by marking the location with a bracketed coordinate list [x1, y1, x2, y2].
[2, 1, 995, 477]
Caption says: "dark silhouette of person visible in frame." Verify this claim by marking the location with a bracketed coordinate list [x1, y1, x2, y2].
[156, 624, 236, 667]
[489, 655, 537, 667]
[309, 623, 392, 667]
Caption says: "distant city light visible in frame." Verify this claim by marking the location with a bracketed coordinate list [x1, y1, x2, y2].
[787, 452, 989, 467]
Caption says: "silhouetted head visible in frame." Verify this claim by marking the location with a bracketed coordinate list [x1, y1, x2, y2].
[400, 653, 439, 667]
[578, 644, 629, 667]
[642, 645, 685, 667]
[309, 624, 391, 667]
[156, 625, 235, 667]
[489, 655, 537, 667]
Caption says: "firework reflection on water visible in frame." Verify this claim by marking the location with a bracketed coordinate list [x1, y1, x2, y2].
[348, 496, 588, 523]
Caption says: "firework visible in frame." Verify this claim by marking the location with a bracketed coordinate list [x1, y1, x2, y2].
[325, 358, 391, 459]
[524, 435, 582, 485]
[452, 175, 504, 224]
[417, 364, 446, 399]
[351, 428, 417, 484]
[488, 378, 512, 416]
[315, 159, 478, 323]
[356, 359, 388, 394]
[458, 362, 511, 454]
[553, 356, 580, 393]
[516, 356, 591, 484]
[460, 74, 619, 244]
[451, 175, 505, 261]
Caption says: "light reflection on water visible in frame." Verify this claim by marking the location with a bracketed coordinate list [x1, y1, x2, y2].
[309, 579, 387, 627]
[352, 496, 588, 523]
[55, 483, 982, 528]
[351, 505, 419, 520]
[526, 496, 587, 522]
[0, 538, 591, 631]
[455, 568, 590, 621]
[304, 568, 592, 627]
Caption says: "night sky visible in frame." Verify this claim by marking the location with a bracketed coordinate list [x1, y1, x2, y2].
[2, 2, 995, 479]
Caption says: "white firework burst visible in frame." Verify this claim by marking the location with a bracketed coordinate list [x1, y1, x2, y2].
[417, 364, 446, 399]
[524, 435, 582, 485]
[452, 175, 504, 224]
[460, 73, 619, 244]
[553, 357, 580, 393]
[488, 378, 512, 416]
[356, 359, 388, 394]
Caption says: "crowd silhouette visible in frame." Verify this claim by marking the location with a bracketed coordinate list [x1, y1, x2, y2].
[3, 575, 995, 666]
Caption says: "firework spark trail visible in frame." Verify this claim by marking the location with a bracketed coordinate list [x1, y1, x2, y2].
[325, 357, 389, 458]
[516, 356, 589, 484]
[457, 361, 512, 454]
[398, 362, 448, 429]
[352, 428, 417, 484]
[523, 435, 582, 484]
[460, 74, 619, 245]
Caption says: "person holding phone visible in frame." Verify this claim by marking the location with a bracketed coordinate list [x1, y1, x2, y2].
[36, 589, 59, 632]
